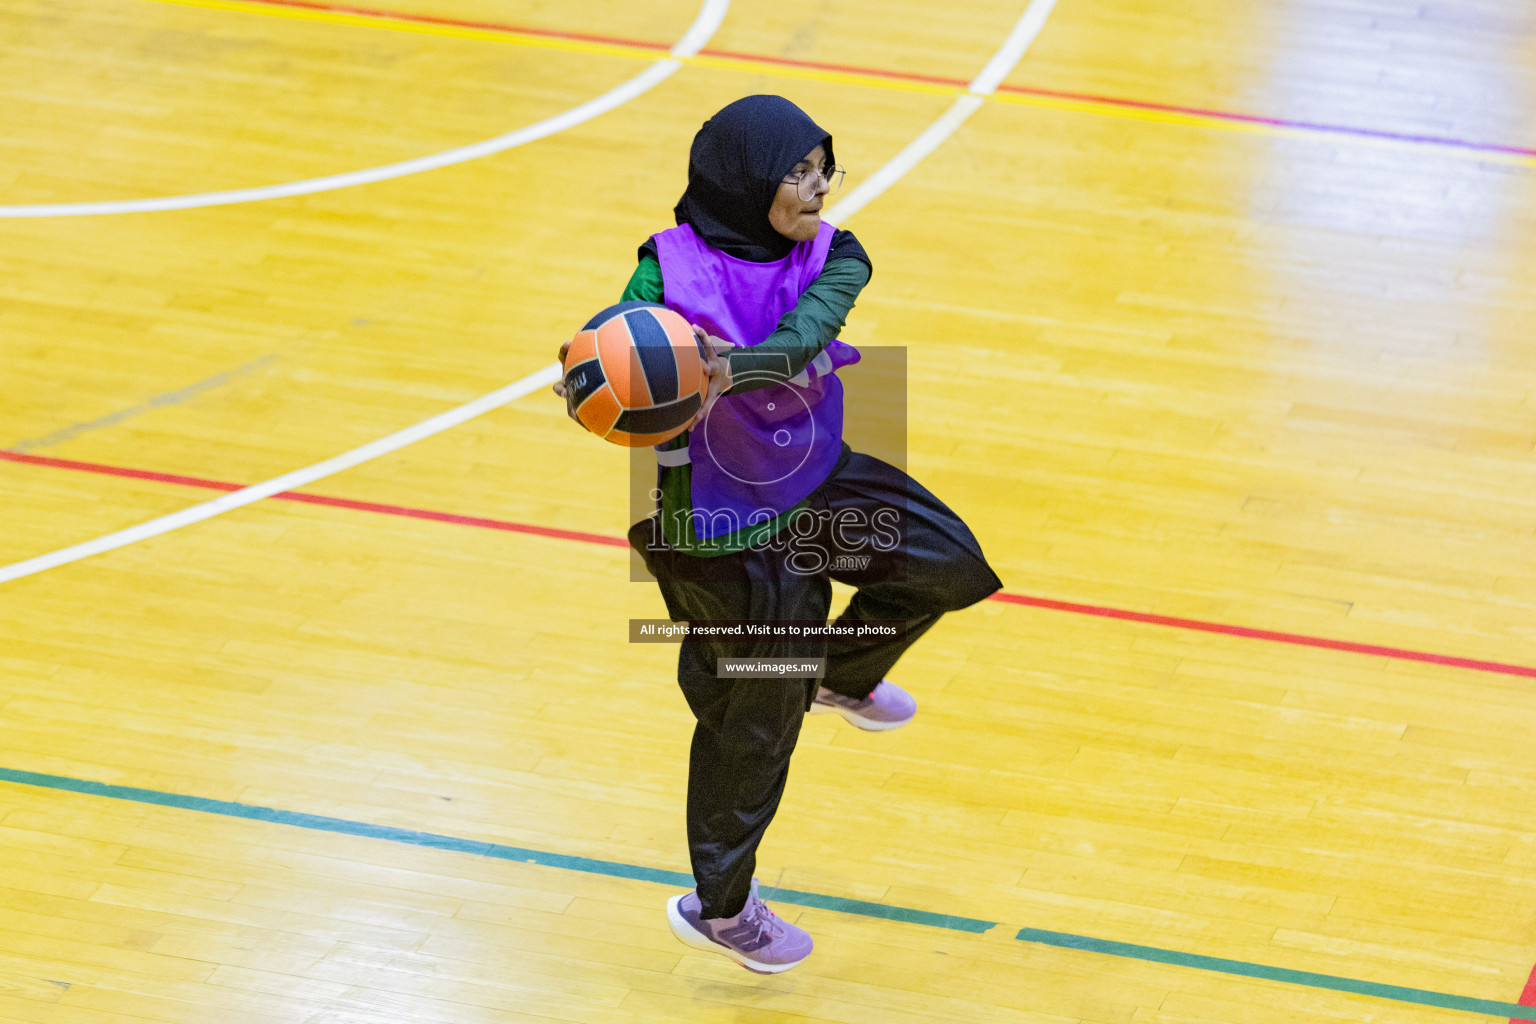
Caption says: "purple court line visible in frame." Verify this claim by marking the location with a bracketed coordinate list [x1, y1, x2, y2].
[5, 449, 1536, 681]
[996, 83, 1536, 159]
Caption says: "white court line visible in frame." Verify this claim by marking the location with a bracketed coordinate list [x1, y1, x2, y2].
[970, 0, 1061, 95]
[0, 0, 1059, 586]
[0, 364, 562, 585]
[825, 0, 1059, 225]
[824, 95, 985, 225]
[0, 0, 729, 218]
[0, 0, 732, 582]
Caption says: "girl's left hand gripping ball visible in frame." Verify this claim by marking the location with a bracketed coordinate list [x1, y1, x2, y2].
[552, 301, 731, 446]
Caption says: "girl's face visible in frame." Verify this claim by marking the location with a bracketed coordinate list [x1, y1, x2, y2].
[768, 144, 829, 242]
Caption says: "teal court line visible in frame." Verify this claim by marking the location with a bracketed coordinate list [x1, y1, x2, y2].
[0, 767, 991, 933]
[1, 765, 1532, 1020]
[1017, 929, 1536, 1022]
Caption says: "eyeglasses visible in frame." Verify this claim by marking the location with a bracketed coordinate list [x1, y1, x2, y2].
[782, 164, 845, 202]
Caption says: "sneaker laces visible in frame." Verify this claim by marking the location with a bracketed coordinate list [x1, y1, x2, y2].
[741, 896, 782, 939]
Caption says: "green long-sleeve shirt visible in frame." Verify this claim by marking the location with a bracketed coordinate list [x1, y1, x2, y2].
[623, 254, 872, 556]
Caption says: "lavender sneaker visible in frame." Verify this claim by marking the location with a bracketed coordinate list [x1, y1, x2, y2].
[665, 879, 813, 974]
[809, 678, 916, 731]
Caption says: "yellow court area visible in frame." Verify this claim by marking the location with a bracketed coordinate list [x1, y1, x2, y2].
[4, 0, 1536, 1020]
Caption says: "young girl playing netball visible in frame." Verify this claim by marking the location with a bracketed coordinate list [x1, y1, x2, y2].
[554, 95, 1001, 974]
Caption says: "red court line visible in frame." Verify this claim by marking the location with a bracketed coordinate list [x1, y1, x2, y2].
[990, 592, 1536, 679]
[220, 0, 1536, 162]
[228, 0, 677, 52]
[1513, 967, 1536, 1024]
[6, 448, 1535, 679]
[273, 490, 630, 547]
[0, 450, 627, 549]
[233, 0, 973, 86]
[4, 451, 245, 493]
[697, 48, 970, 88]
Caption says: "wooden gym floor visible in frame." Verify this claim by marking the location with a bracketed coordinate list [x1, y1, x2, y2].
[3, 0, 1536, 1020]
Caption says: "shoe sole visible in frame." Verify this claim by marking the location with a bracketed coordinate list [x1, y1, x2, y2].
[807, 701, 912, 731]
[665, 895, 809, 974]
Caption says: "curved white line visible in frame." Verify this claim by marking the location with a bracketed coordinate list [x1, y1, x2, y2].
[0, 0, 1055, 585]
[0, 0, 729, 219]
[970, 0, 1060, 95]
[0, 1, 732, 582]
[824, 0, 1058, 226]
[824, 94, 984, 225]
[0, 363, 563, 584]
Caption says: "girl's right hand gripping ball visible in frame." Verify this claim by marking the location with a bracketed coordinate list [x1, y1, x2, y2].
[562, 301, 708, 447]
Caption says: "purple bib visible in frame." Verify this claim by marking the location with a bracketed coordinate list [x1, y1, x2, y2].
[654, 222, 859, 540]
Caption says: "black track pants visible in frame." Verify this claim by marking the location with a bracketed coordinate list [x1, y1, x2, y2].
[629, 448, 1002, 918]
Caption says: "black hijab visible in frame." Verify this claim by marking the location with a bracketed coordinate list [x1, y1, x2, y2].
[672, 95, 835, 263]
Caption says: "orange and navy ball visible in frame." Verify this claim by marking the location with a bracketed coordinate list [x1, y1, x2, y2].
[562, 301, 708, 447]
